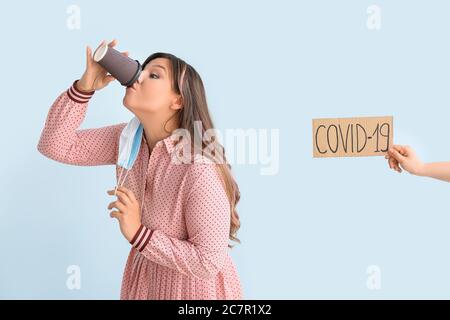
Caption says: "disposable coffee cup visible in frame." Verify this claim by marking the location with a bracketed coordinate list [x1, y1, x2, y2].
[93, 42, 141, 87]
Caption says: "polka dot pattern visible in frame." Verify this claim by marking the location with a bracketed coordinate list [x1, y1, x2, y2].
[37, 84, 244, 300]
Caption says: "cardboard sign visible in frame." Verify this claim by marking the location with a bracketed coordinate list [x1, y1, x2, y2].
[312, 116, 393, 158]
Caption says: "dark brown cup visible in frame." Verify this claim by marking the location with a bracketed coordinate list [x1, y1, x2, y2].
[93, 43, 141, 87]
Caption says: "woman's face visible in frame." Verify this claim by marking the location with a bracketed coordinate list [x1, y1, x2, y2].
[123, 57, 181, 114]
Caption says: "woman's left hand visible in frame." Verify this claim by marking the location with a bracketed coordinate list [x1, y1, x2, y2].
[107, 186, 141, 242]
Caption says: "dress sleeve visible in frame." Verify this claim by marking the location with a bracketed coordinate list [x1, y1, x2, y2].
[37, 80, 126, 166]
[129, 164, 231, 280]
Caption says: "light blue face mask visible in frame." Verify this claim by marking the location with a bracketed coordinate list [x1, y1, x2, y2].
[114, 116, 143, 195]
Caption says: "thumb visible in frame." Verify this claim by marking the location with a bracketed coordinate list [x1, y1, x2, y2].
[389, 148, 406, 163]
[105, 74, 116, 83]
[86, 46, 93, 66]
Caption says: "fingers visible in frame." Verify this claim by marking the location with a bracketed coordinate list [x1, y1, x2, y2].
[107, 200, 126, 212]
[392, 144, 409, 156]
[86, 46, 93, 66]
[388, 155, 394, 169]
[389, 157, 402, 173]
[110, 210, 122, 221]
[394, 162, 402, 173]
[116, 186, 137, 203]
[386, 155, 398, 171]
[389, 151, 404, 173]
[106, 186, 137, 217]
[105, 74, 116, 84]
[91, 40, 107, 64]
[95, 39, 106, 52]
[108, 39, 118, 48]
[388, 148, 406, 163]
[386, 153, 402, 173]
[107, 188, 131, 205]
[92, 39, 113, 55]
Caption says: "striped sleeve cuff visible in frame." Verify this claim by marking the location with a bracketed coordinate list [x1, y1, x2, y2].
[66, 80, 95, 103]
[129, 224, 154, 252]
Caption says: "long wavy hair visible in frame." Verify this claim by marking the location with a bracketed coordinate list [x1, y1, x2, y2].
[142, 53, 241, 248]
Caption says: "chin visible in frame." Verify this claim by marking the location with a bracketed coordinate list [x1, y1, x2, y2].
[122, 95, 134, 110]
[123, 99, 146, 116]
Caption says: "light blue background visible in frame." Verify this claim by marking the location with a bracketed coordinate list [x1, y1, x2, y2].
[1, 0, 450, 299]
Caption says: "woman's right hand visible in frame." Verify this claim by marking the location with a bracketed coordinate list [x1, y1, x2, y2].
[76, 39, 129, 93]
[385, 145, 425, 176]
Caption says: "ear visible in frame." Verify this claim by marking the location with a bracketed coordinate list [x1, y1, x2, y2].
[170, 94, 183, 111]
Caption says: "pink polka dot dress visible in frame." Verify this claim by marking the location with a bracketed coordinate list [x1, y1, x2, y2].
[37, 81, 244, 300]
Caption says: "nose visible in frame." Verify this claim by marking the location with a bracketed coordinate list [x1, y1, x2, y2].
[137, 69, 147, 84]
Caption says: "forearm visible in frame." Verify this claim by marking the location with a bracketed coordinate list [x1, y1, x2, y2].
[37, 80, 125, 166]
[418, 162, 450, 182]
[129, 225, 227, 280]
[37, 81, 94, 162]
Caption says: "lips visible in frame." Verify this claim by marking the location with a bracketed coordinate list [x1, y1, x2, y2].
[127, 83, 138, 91]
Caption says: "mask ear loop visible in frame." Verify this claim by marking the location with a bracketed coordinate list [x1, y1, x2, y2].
[114, 167, 124, 196]
[114, 166, 131, 196]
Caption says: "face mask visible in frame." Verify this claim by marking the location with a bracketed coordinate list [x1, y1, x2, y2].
[114, 116, 143, 195]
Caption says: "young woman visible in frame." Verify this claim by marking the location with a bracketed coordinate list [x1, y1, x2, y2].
[386, 145, 450, 182]
[37, 39, 243, 299]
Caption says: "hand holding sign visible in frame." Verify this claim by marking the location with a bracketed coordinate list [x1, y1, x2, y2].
[387, 147, 450, 182]
[385, 145, 425, 175]
[313, 116, 450, 183]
